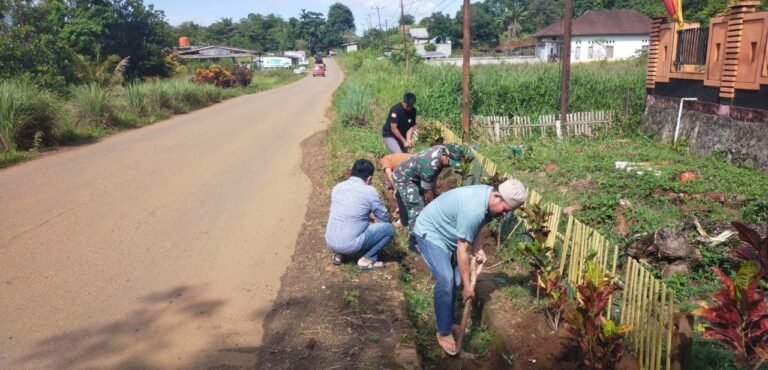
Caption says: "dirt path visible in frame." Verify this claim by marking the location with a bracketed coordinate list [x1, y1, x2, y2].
[0, 61, 342, 369]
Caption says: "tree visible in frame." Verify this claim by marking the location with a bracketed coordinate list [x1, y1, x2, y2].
[399, 13, 415, 25]
[327, 3, 354, 32]
[297, 9, 326, 53]
[207, 17, 235, 45]
[173, 21, 208, 46]
[424, 12, 454, 43]
[456, 2, 501, 47]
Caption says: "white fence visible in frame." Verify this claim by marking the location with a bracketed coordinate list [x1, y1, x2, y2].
[475, 110, 614, 142]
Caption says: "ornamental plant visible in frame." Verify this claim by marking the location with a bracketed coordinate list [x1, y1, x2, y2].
[565, 260, 630, 369]
[693, 262, 768, 369]
[517, 202, 568, 329]
[230, 64, 254, 87]
[693, 221, 768, 369]
[192, 65, 235, 88]
[731, 221, 768, 278]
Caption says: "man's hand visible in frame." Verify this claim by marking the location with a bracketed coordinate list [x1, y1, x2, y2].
[474, 249, 487, 265]
[404, 139, 413, 149]
[425, 189, 435, 203]
[462, 285, 475, 302]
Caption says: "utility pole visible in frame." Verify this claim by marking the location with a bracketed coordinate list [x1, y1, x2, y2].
[372, 5, 385, 48]
[461, 0, 471, 139]
[400, 0, 409, 69]
[559, 0, 573, 133]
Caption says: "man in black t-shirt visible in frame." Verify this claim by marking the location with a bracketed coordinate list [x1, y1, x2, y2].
[382, 92, 417, 153]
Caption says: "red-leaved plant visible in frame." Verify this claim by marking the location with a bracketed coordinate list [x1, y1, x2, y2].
[693, 261, 768, 369]
[565, 261, 630, 369]
[731, 221, 768, 279]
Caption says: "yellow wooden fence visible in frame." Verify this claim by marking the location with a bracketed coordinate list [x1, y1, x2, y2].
[439, 123, 677, 370]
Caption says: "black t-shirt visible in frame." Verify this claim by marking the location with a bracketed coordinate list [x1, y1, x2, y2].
[382, 103, 417, 138]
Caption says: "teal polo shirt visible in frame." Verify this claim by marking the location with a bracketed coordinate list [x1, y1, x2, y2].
[413, 185, 493, 253]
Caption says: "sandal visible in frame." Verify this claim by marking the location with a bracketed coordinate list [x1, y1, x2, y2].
[332, 253, 344, 265]
[436, 333, 458, 356]
[358, 261, 386, 270]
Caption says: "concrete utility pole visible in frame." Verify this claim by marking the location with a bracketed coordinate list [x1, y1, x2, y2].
[400, 0, 409, 69]
[559, 0, 573, 131]
[461, 0, 471, 139]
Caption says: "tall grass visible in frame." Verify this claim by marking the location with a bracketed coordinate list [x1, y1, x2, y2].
[333, 82, 373, 127]
[70, 83, 112, 127]
[336, 56, 647, 131]
[0, 81, 58, 151]
[123, 83, 147, 115]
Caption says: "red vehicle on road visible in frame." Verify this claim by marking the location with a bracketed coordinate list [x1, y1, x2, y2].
[312, 65, 326, 77]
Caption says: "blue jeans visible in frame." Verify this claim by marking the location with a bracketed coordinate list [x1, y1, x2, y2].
[360, 223, 395, 261]
[414, 234, 461, 336]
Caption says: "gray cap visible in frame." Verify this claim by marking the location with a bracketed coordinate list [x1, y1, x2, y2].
[498, 179, 527, 209]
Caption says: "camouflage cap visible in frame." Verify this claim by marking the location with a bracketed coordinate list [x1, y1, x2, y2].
[443, 144, 471, 167]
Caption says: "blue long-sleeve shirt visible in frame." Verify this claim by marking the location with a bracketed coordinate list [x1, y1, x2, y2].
[325, 177, 391, 254]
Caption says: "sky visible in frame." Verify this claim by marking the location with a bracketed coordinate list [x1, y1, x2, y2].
[146, 0, 468, 34]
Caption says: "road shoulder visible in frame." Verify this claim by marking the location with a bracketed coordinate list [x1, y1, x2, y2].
[255, 130, 419, 369]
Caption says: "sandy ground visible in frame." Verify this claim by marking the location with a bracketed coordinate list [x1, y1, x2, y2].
[0, 60, 343, 369]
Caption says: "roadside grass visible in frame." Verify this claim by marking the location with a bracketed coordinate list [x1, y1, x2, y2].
[0, 69, 303, 168]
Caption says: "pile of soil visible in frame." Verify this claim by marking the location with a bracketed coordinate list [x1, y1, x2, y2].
[255, 131, 418, 369]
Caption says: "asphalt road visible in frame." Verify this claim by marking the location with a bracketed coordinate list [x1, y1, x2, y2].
[0, 60, 343, 369]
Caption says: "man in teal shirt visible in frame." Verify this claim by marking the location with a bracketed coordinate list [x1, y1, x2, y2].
[413, 179, 527, 355]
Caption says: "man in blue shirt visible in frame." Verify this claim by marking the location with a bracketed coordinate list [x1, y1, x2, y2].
[413, 179, 527, 355]
[325, 159, 394, 270]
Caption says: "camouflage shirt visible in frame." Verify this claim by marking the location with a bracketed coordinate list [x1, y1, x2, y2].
[392, 146, 446, 190]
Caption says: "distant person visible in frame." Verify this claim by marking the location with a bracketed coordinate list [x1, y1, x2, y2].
[392, 144, 468, 229]
[413, 179, 527, 355]
[379, 153, 413, 227]
[382, 92, 417, 153]
[325, 159, 394, 270]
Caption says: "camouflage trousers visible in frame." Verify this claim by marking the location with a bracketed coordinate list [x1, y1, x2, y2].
[394, 180, 425, 229]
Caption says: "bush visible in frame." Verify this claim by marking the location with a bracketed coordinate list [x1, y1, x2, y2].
[192, 65, 235, 88]
[334, 82, 373, 127]
[0, 80, 59, 151]
[70, 83, 112, 127]
[230, 65, 254, 87]
[424, 43, 437, 52]
[123, 83, 147, 115]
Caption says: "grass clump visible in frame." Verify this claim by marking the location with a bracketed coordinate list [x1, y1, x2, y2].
[70, 83, 112, 127]
[0, 80, 58, 152]
[333, 82, 373, 127]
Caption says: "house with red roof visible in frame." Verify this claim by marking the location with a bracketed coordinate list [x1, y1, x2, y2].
[534, 9, 651, 62]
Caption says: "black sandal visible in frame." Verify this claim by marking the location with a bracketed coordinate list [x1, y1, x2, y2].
[332, 253, 344, 265]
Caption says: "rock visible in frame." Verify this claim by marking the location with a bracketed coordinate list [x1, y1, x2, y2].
[655, 228, 692, 260]
[625, 234, 654, 258]
[706, 193, 726, 203]
[662, 261, 691, 278]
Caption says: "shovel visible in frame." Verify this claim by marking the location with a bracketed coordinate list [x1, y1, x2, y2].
[455, 257, 483, 355]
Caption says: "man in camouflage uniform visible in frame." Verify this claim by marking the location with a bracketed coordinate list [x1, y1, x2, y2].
[392, 144, 467, 229]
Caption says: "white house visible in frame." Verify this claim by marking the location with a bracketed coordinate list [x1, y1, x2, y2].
[341, 42, 358, 52]
[534, 9, 650, 62]
[407, 28, 452, 59]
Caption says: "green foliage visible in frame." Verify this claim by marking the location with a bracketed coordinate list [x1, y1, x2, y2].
[70, 83, 112, 128]
[333, 82, 373, 127]
[743, 197, 768, 225]
[0, 81, 59, 151]
[424, 43, 437, 52]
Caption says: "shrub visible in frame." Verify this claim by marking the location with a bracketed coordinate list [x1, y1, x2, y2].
[230, 65, 254, 87]
[70, 83, 112, 127]
[565, 261, 629, 369]
[334, 82, 373, 127]
[0, 80, 59, 151]
[424, 43, 437, 52]
[693, 261, 768, 369]
[192, 65, 235, 88]
[123, 83, 147, 115]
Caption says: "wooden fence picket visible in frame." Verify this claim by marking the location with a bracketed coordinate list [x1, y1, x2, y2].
[436, 123, 678, 369]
